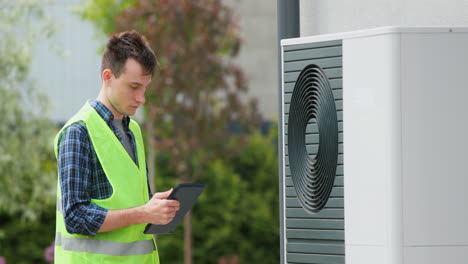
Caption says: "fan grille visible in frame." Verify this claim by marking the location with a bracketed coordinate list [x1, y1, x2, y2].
[288, 64, 339, 213]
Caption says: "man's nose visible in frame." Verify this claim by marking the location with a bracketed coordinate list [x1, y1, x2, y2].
[136, 93, 146, 104]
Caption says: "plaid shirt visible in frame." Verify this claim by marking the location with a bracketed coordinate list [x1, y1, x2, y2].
[57, 100, 150, 236]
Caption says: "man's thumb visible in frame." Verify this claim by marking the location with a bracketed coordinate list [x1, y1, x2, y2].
[153, 189, 173, 200]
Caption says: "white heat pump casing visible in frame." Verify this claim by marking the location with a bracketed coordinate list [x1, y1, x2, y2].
[281, 27, 468, 264]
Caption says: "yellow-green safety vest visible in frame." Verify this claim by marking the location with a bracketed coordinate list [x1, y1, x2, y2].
[54, 101, 159, 263]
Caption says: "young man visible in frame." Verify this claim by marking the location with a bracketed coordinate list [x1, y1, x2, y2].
[54, 31, 179, 263]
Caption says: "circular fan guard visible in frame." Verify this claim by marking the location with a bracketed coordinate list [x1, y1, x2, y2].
[288, 64, 339, 213]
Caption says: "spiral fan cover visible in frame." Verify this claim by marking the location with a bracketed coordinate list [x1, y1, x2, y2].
[287, 64, 339, 214]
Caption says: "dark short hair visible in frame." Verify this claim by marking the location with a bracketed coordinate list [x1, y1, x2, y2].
[101, 30, 156, 77]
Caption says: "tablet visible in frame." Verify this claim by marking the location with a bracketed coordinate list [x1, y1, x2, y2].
[144, 183, 206, 234]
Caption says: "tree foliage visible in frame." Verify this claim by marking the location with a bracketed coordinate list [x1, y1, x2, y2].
[0, 0, 56, 221]
[76, 0, 137, 36]
[0, 1, 57, 263]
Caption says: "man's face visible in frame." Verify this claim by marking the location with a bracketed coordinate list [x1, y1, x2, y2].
[106, 58, 152, 118]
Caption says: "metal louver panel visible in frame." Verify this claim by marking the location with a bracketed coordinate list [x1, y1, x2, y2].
[282, 40, 344, 264]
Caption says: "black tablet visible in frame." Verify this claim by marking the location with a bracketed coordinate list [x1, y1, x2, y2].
[144, 183, 206, 234]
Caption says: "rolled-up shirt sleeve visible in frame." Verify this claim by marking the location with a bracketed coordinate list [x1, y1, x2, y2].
[57, 122, 107, 236]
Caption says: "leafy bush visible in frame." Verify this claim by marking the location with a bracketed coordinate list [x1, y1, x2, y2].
[0, 209, 56, 264]
[155, 128, 279, 264]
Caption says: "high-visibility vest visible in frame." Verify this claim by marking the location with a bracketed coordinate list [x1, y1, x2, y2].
[54, 101, 159, 263]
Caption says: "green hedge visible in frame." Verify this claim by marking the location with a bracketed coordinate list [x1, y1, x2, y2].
[155, 129, 280, 263]
[0, 208, 55, 264]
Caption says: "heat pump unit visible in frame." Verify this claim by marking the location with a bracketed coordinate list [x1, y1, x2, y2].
[279, 27, 468, 264]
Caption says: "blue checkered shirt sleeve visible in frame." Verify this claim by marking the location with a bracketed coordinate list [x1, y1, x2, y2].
[57, 122, 108, 236]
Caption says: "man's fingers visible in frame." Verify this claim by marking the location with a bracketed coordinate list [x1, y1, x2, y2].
[164, 206, 174, 213]
[167, 200, 180, 208]
[153, 189, 173, 199]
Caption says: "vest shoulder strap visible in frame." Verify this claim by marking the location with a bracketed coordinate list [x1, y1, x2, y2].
[54, 103, 94, 157]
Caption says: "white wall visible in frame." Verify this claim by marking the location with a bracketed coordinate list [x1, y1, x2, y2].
[228, 0, 278, 120]
[300, 0, 468, 36]
[30, 0, 104, 123]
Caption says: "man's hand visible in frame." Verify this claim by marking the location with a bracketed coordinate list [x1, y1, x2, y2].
[143, 189, 180, 225]
[98, 189, 180, 233]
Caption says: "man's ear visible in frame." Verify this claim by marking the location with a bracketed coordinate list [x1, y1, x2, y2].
[102, 69, 112, 86]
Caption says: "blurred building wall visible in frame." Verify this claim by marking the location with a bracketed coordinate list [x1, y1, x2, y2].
[228, 0, 278, 120]
[30, 0, 103, 123]
[299, 0, 468, 36]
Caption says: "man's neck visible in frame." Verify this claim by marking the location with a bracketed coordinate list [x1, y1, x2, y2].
[96, 89, 124, 120]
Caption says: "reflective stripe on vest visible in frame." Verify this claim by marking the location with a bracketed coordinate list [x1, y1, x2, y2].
[55, 232, 155, 256]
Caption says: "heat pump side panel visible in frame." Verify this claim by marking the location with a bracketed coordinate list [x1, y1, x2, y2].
[282, 40, 345, 264]
[400, 31, 468, 263]
[343, 32, 403, 264]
